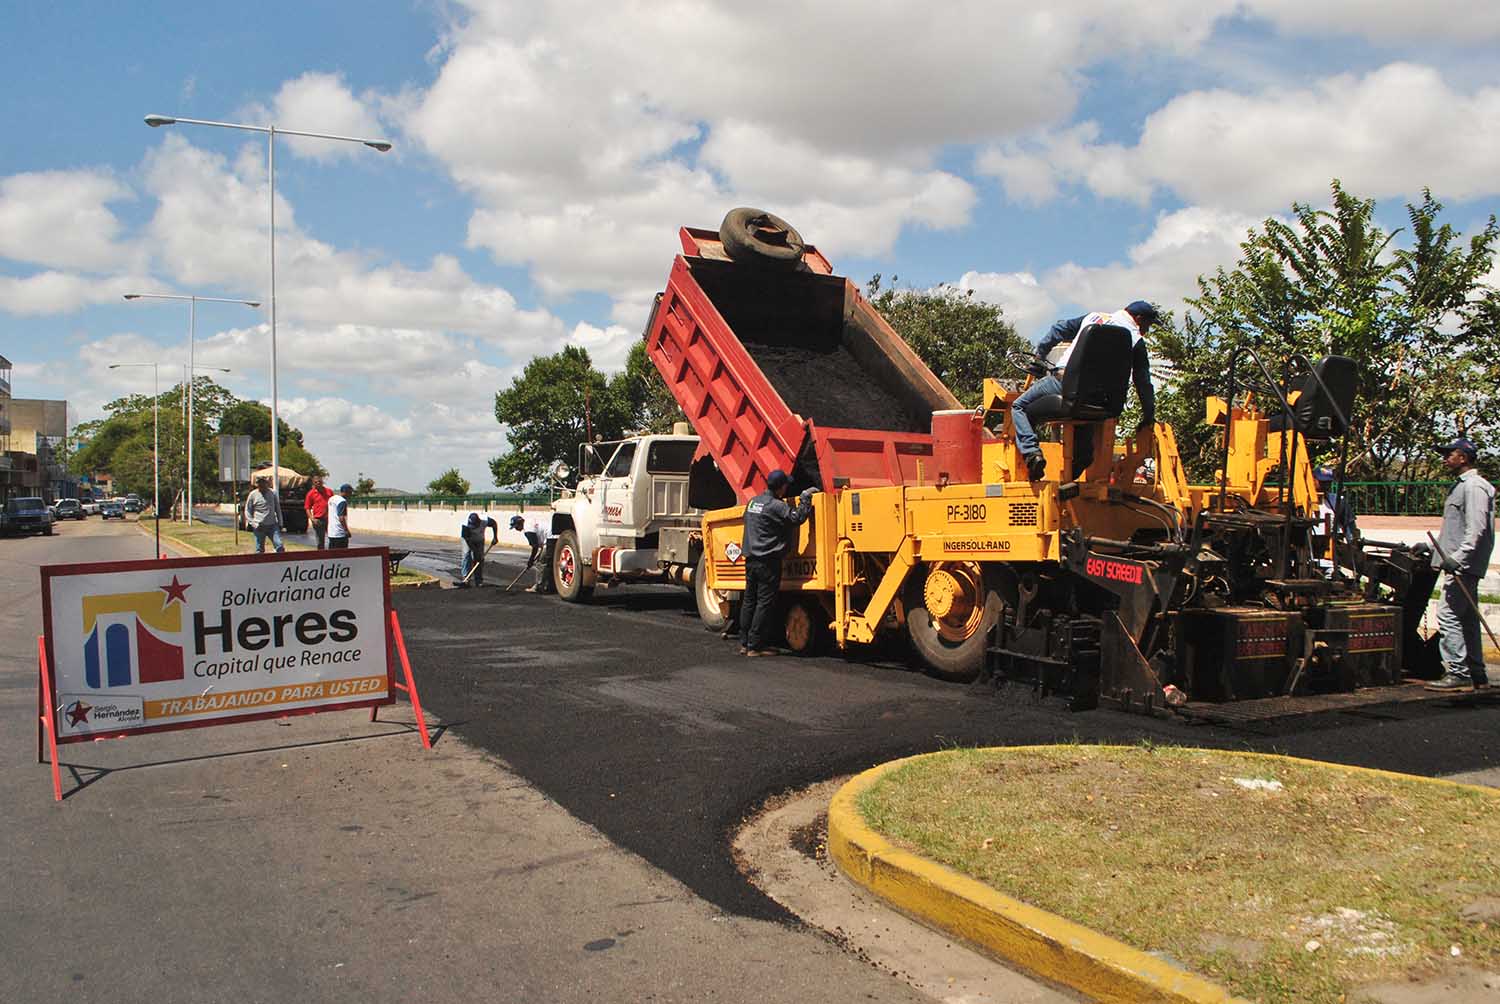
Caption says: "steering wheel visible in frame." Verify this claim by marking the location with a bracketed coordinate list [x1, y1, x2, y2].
[1007, 350, 1049, 378]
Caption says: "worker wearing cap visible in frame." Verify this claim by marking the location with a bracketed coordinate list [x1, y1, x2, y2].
[1426, 438, 1495, 692]
[1313, 467, 1358, 543]
[458, 512, 498, 587]
[245, 475, 285, 554]
[327, 484, 353, 549]
[510, 513, 552, 591]
[739, 470, 817, 656]
[1013, 300, 1159, 481]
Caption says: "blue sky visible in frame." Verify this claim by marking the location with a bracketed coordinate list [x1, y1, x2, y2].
[3, 1, 1497, 490]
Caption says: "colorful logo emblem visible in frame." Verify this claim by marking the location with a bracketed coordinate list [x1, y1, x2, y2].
[81, 575, 191, 689]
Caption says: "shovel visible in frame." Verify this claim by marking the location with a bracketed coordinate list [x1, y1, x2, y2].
[1427, 531, 1500, 651]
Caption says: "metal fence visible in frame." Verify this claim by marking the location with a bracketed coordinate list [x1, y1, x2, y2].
[347, 491, 554, 512]
[1336, 481, 1451, 516]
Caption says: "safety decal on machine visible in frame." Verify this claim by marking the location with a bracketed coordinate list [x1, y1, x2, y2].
[724, 541, 742, 563]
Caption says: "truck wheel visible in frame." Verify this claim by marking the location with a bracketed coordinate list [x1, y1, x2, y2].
[693, 552, 727, 631]
[782, 598, 826, 655]
[719, 208, 805, 266]
[904, 561, 1008, 682]
[553, 529, 595, 602]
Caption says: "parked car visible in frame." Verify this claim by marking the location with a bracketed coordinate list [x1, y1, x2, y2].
[100, 501, 126, 520]
[3, 497, 55, 536]
[53, 498, 85, 520]
[123, 496, 143, 513]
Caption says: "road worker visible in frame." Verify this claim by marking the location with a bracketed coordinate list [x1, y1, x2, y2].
[739, 470, 816, 656]
[1013, 299, 1159, 481]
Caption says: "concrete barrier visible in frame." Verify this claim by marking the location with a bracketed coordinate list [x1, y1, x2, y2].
[213, 503, 544, 550]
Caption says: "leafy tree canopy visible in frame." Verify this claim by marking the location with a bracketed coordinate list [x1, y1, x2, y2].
[427, 467, 471, 496]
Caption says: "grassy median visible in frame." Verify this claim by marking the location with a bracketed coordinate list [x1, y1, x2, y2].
[856, 745, 1500, 1004]
[144, 519, 435, 587]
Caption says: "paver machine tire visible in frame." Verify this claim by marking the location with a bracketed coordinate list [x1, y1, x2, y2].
[693, 551, 728, 631]
[782, 597, 827, 656]
[903, 561, 1012, 682]
[552, 528, 595, 602]
[718, 208, 805, 267]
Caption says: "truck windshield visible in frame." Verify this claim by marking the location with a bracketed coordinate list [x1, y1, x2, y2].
[646, 440, 695, 474]
[7, 498, 45, 514]
[604, 443, 636, 478]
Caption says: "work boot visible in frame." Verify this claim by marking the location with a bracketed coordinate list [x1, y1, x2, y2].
[1025, 453, 1047, 481]
[1425, 673, 1476, 693]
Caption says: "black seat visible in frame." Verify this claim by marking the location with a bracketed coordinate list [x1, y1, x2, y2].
[1268, 355, 1356, 440]
[1025, 323, 1134, 424]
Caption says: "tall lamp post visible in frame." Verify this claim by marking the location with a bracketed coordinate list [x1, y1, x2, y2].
[125, 293, 258, 523]
[142, 113, 392, 499]
[107, 362, 161, 558]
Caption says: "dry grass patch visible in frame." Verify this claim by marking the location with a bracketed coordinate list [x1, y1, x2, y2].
[149, 522, 433, 586]
[856, 745, 1500, 1004]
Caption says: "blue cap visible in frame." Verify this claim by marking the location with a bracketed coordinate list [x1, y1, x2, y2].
[1313, 466, 1336, 482]
[1436, 437, 1478, 460]
[1125, 300, 1159, 327]
[766, 470, 790, 492]
[467, 512, 481, 525]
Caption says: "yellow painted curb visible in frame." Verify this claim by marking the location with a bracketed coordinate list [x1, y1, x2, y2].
[828, 747, 1500, 1004]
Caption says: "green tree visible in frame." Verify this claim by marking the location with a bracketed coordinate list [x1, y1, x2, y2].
[1156, 181, 1499, 480]
[866, 275, 1029, 406]
[614, 341, 686, 433]
[354, 473, 376, 496]
[490, 346, 632, 488]
[218, 399, 304, 446]
[427, 467, 471, 496]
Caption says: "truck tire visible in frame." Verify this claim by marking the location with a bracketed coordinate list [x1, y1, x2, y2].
[719, 208, 805, 267]
[782, 597, 826, 655]
[693, 552, 727, 631]
[553, 529, 595, 602]
[903, 562, 1007, 682]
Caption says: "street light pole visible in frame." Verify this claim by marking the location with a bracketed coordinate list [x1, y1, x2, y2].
[142, 113, 391, 505]
[125, 293, 257, 523]
[109, 362, 160, 558]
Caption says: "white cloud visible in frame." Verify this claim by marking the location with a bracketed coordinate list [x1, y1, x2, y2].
[566, 321, 636, 373]
[979, 63, 1500, 213]
[1243, 1, 1500, 44]
[0, 170, 140, 272]
[251, 72, 390, 161]
[0, 271, 147, 316]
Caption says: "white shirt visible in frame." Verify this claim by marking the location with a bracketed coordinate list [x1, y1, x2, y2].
[1049, 308, 1145, 372]
[327, 494, 350, 539]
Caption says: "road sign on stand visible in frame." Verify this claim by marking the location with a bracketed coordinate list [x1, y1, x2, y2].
[218, 435, 252, 483]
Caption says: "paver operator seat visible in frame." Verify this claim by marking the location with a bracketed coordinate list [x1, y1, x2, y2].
[1022, 321, 1135, 478]
[1267, 354, 1357, 441]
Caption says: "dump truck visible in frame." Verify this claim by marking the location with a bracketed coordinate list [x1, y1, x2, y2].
[644, 210, 1436, 715]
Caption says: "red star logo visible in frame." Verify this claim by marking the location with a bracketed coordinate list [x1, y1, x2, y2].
[160, 575, 191, 605]
[66, 700, 92, 726]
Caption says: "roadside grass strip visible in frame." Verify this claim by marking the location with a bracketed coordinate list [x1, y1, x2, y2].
[145, 521, 434, 587]
[834, 745, 1500, 1004]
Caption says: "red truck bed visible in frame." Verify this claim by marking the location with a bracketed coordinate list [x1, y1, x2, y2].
[646, 226, 960, 502]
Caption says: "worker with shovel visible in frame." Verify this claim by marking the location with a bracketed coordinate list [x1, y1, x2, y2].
[1425, 437, 1496, 692]
[457, 512, 499, 588]
[508, 514, 552, 592]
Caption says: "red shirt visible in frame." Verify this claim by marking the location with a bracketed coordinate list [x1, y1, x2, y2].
[305, 485, 333, 519]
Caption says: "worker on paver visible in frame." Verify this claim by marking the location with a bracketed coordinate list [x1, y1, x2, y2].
[1013, 300, 1159, 481]
[458, 512, 499, 588]
[1425, 437, 1495, 692]
[1314, 466, 1358, 542]
[739, 470, 816, 657]
[510, 513, 552, 592]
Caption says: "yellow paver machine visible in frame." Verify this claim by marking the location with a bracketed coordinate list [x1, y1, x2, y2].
[647, 212, 1438, 717]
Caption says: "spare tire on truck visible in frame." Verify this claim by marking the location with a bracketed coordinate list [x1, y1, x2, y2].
[718, 208, 805, 267]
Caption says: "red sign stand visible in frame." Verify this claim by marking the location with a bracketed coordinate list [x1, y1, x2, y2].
[36, 609, 431, 802]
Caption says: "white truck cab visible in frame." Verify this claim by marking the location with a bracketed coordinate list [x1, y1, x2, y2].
[548, 427, 726, 628]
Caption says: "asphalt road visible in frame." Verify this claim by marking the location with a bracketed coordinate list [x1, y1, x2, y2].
[393, 580, 1500, 922]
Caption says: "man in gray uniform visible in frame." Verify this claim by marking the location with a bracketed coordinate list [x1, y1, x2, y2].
[739, 470, 816, 656]
[1425, 437, 1495, 691]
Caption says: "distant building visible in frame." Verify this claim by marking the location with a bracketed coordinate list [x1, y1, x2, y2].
[3, 390, 75, 502]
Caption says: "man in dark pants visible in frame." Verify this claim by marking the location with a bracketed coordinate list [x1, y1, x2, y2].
[739, 470, 816, 656]
[457, 512, 499, 587]
[1425, 438, 1495, 692]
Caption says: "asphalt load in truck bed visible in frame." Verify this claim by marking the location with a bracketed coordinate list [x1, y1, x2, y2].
[743, 342, 925, 433]
[391, 584, 1500, 923]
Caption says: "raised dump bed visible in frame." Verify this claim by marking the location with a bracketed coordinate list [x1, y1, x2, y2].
[646, 226, 960, 502]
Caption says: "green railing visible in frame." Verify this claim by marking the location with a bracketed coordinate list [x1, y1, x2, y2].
[349, 492, 554, 512]
[1336, 481, 1451, 517]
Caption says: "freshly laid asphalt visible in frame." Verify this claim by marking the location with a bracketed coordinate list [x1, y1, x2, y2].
[393, 582, 1500, 923]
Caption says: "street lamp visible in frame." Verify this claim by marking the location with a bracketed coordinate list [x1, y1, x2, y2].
[142, 112, 392, 500]
[108, 362, 161, 559]
[125, 293, 257, 524]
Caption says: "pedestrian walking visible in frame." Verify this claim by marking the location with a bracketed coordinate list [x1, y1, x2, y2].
[1425, 438, 1495, 692]
[327, 483, 352, 550]
[738, 470, 816, 656]
[245, 475, 285, 554]
[305, 475, 333, 548]
[458, 512, 498, 587]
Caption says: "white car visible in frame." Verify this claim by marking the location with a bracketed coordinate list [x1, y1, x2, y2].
[81, 500, 101, 515]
